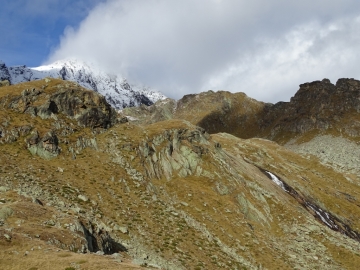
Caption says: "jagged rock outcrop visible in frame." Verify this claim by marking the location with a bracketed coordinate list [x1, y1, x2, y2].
[1, 80, 119, 129]
[260, 78, 360, 139]
[76, 219, 127, 254]
[45, 88, 118, 128]
[138, 126, 210, 180]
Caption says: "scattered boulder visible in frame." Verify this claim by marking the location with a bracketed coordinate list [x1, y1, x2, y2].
[0, 186, 10, 193]
[0, 206, 13, 221]
[114, 225, 129, 234]
[78, 195, 89, 202]
[0, 80, 10, 87]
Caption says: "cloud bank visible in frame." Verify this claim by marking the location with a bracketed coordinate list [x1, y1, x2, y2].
[48, 0, 360, 103]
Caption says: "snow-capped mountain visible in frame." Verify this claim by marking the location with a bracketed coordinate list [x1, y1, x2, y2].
[0, 59, 166, 109]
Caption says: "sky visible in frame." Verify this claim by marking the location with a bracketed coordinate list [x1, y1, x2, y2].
[2, 0, 360, 103]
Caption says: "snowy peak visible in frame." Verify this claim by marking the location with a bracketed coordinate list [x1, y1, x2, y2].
[0, 59, 166, 109]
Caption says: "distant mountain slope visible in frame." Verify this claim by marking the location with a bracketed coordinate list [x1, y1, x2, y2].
[123, 90, 267, 139]
[0, 59, 166, 109]
[124, 78, 360, 142]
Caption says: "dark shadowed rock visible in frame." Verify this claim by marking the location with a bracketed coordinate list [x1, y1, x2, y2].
[259, 78, 360, 140]
[49, 88, 117, 128]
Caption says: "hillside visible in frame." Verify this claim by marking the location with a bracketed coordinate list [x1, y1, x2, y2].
[1, 79, 360, 269]
[122, 91, 266, 139]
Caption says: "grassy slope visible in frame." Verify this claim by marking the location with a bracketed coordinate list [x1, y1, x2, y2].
[1, 80, 360, 269]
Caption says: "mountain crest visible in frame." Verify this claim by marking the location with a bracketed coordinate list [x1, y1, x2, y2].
[0, 59, 166, 109]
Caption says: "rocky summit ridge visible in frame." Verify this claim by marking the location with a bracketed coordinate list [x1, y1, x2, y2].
[124, 78, 360, 142]
[0, 59, 166, 110]
[1, 78, 360, 269]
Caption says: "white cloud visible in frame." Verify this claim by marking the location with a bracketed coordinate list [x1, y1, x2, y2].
[48, 0, 360, 102]
[205, 18, 360, 102]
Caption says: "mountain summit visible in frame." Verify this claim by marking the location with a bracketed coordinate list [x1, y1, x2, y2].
[0, 59, 166, 109]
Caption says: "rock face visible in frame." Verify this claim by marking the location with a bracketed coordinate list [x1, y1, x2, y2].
[43, 88, 118, 129]
[137, 126, 210, 180]
[260, 78, 360, 140]
[77, 219, 127, 254]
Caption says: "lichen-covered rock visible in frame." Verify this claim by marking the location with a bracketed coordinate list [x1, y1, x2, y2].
[0, 125, 33, 144]
[27, 131, 60, 160]
[236, 193, 269, 225]
[0, 206, 13, 221]
[138, 127, 209, 180]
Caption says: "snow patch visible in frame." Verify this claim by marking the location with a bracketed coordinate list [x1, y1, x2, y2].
[124, 115, 139, 121]
[305, 202, 338, 229]
[265, 171, 288, 192]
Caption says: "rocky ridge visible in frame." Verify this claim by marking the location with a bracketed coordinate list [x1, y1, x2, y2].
[124, 78, 360, 142]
